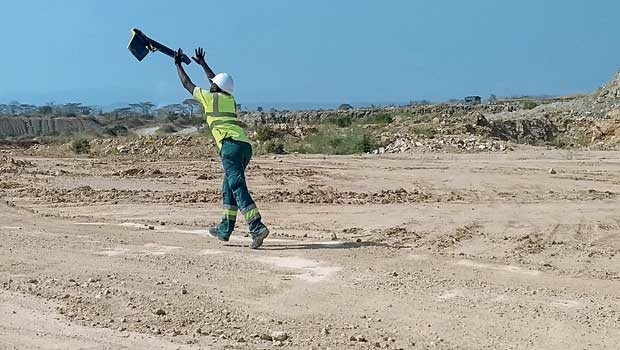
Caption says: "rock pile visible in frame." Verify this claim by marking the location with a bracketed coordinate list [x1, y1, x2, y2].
[373, 136, 512, 154]
[24, 135, 219, 160]
[91, 136, 218, 159]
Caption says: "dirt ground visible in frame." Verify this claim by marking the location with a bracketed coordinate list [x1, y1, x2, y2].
[1, 148, 620, 350]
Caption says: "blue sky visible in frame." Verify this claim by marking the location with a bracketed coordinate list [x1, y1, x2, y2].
[0, 0, 619, 108]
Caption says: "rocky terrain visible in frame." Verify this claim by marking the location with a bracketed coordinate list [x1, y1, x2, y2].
[3, 71, 620, 158]
[2, 144, 620, 349]
[2, 71, 620, 350]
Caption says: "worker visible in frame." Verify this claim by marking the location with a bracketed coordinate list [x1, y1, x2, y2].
[173, 47, 269, 249]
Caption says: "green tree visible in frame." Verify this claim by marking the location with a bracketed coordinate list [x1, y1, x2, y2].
[8, 101, 20, 115]
[130, 102, 155, 116]
[63, 103, 83, 114]
[182, 99, 201, 115]
[19, 104, 36, 115]
[38, 105, 53, 114]
[157, 104, 186, 118]
[112, 107, 133, 120]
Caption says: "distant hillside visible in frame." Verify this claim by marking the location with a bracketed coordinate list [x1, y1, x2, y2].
[0, 116, 101, 138]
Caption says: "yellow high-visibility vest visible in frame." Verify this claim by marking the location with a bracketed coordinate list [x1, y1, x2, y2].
[193, 87, 251, 150]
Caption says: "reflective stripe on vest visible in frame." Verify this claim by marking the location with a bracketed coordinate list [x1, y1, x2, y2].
[209, 93, 237, 118]
[203, 92, 250, 149]
[210, 119, 243, 128]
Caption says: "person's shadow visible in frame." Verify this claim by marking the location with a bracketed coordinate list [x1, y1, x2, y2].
[223, 240, 400, 250]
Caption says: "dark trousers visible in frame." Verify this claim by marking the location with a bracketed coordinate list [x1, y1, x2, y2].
[217, 139, 266, 237]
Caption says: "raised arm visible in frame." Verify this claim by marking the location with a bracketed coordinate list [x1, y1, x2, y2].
[192, 47, 216, 82]
[174, 48, 196, 94]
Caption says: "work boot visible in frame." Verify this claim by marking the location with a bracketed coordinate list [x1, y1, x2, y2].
[250, 226, 270, 249]
[208, 228, 230, 242]
[208, 218, 235, 242]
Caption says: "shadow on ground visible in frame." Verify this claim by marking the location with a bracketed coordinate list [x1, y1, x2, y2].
[223, 241, 396, 250]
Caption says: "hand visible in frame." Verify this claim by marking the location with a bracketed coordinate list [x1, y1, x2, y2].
[192, 47, 206, 65]
[174, 48, 185, 65]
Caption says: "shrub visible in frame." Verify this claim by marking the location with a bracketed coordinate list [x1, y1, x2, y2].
[191, 116, 204, 126]
[117, 116, 149, 129]
[70, 138, 91, 154]
[298, 127, 377, 155]
[362, 113, 393, 125]
[325, 116, 353, 127]
[523, 101, 538, 110]
[254, 126, 278, 141]
[157, 124, 177, 134]
[103, 125, 128, 137]
[359, 134, 376, 153]
[166, 114, 180, 123]
[411, 124, 436, 137]
[171, 116, 190, 127]
[264, 141, 286, 154]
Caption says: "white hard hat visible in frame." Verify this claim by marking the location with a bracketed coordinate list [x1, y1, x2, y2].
[212, 73, 234, 94]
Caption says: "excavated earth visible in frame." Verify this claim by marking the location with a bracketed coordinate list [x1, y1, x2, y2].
[1, 147, 620, 349]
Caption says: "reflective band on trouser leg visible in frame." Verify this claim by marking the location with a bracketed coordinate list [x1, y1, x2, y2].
[242, 204, 261, 223]
[222, 209, 237, 221]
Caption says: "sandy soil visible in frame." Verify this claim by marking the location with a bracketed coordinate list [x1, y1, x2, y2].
[1, 148, 620, 349]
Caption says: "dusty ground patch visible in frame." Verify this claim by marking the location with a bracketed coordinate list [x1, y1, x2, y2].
[1, 149, 620, 349]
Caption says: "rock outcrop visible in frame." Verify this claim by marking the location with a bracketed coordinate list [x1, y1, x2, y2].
[596, 70, 620, 102]
[472, 113, 559, 144]
[0, 116, 101, 137]
[238, 103, 521, 126]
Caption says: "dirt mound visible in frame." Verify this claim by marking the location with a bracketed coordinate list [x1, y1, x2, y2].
[255, 165, 320, 184]
[3, 182, 467, 206]
[5, 186, 221, 205]
[111, 167, 178, 179]
[26, 135, 219, 160]
[257, 186, 464, 204]
[93, 136, 218, 159]
[0, 155, 34, 174]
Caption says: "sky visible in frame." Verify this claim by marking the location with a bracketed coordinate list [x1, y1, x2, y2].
[0, 0, 619, 109]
